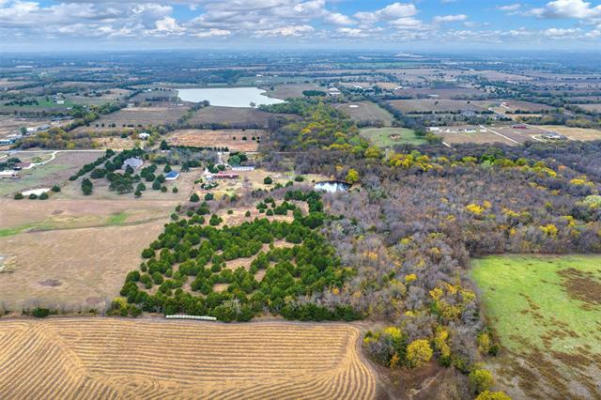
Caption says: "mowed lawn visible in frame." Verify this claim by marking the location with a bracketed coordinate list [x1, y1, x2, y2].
[471, 255, 601, 354]
[360, 127, 424, 147]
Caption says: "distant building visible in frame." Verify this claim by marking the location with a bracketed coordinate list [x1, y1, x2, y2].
[0, 170, 18, 178]
[122, 157, 143, 170]
[165, 171, 179, 181]
[513, 124, 528, 129]
[231, 166, 255, 172]
[138, 132, 150, 140]
[542, 133, 567, 141]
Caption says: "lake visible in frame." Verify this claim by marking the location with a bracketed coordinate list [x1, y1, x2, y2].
[177, 87, 285, 108]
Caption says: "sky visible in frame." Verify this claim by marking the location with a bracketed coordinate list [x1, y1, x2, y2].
[1, 0, 601, 51]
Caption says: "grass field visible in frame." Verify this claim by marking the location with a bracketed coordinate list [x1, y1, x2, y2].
[360, 127, 423, 147]
[0, 151, 102, 198]
[472, 255, 601, 399]
[0, 319, 376, 400]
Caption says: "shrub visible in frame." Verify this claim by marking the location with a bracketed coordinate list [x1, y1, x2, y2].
[14, 192, 23, 200]
[172, 187, 178, 193]
[264, 176, 273, 185]
[39, 192, 49, 200]
[294, 175, 305, 182]
[205, 193, 214, 201]
[81, 178, 93, 195]
[475, 391, 511, 400]
[51, 185, 61, 192]
[245, 211, 251, 217]
[406, 339, 433, 368]
[32, 307, 50, 318]
[469, 369, 494, 394]
[190, 193, 200, 202]
[209, 214, 222, 226]
[28, 193, 38, 200]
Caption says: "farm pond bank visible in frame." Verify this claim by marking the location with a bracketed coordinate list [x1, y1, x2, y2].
[177, 87, 285, 108]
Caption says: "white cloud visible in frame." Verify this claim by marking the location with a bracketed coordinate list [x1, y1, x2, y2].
[530, 0, 601, 19]
[433, 14, 468, 24]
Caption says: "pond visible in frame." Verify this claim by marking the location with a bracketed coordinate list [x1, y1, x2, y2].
[314, 181, 351, 193]
[177, 87, 285, 108]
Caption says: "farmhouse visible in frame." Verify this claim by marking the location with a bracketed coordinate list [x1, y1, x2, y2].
[122, 157, 143, 170]
[138, 132, 150, 140]
[165, 171, 179, 181]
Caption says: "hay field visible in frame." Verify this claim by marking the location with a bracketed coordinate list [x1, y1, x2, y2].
[167, 129, 263, 151]
[0, 318, 376, 400]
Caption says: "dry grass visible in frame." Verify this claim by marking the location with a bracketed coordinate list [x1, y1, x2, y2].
[535, 125, 601, 141]
[73, 106, 189, 134]
[189, 106, 291, 128]
[388, 99, 485, 113]
[0, 221, 165, 312]
[167, 129, 263, 151]
[334, 102, 394, 126]
[0, 318, 376, 400]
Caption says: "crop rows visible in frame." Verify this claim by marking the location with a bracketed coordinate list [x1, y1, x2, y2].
[0, 318, 375, 399]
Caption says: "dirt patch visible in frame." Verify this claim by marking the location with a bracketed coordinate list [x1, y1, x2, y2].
[558, 268, 601, 306]
[39, 279, 62, 287]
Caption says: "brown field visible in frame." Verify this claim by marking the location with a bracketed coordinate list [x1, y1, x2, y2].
[0, 318, 376, 400]
[0, 198, 176, 231]
[399, 87, 486, 99]
[92, 136, 139, 151]
[535, 125, 601, 141]
[0, 221, 165, 313]
[167, 129, 263, 152]
[72, 106, 189, 134]
[334, 101, 394, 126]
[575, 103, 601, 112]
[433, 124, 551, 146]
[266, 83, 322, 99]
[388, 99, 485, 113]
[188, 106, 293, 128]
[65, 89, 132, 106]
